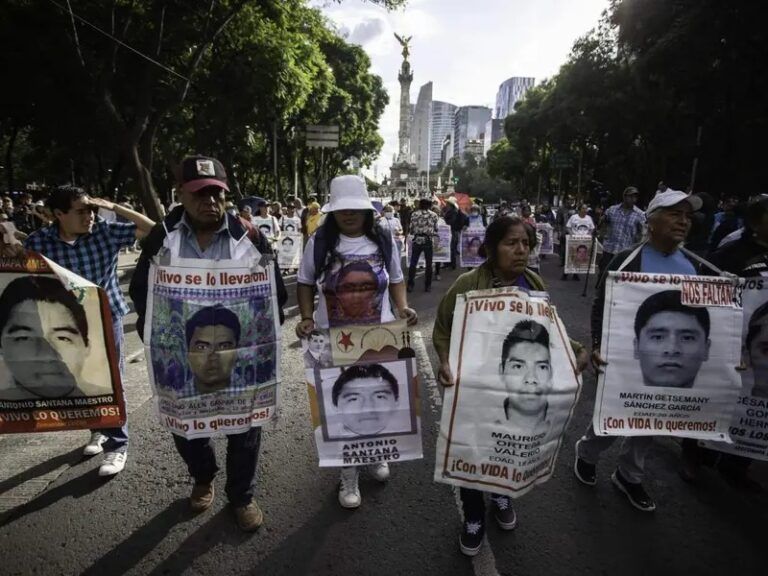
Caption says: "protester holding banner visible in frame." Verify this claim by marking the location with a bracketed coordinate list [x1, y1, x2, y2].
[407, 199, 439, 293]
[561, 204, 595, 280]
[433, 215, 588, 556]
[130, 155, 287, 531]
[253, 197, 281, 251]
[280, 203, 302, 234]
[376, 205, 405, 259]
[21, 185, 154, 476]
[296, 175, 417, 509]
[680, 195, 768, 491]
[574, 189, 724, 512]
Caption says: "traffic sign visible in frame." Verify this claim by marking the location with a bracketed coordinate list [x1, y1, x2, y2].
[305, 125, 340, 148]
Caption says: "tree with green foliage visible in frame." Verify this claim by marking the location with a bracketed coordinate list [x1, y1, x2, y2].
[0, 0, 401, 217]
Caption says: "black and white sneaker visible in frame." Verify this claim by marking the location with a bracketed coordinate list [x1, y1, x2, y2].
[490, 495, 517, 530]
[611, 469, 656, 512]
[459, 519, 485, 556]
[574, 440, 597, 486]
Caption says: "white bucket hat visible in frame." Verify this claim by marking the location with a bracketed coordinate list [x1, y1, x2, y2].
[321, 175, 375, 212]
[646, 189, 702, 215]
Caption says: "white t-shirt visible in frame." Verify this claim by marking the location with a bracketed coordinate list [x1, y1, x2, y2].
[298, 233, 404, 329]
[377, 215, 403, 235]
[566, 214, 595, 236]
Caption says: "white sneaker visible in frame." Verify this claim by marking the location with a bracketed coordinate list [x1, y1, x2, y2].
[368, 462, 390, 482]
[99, 452, 127, 476]
[338, 467, 361, 509]
[83, 432, 107, 456]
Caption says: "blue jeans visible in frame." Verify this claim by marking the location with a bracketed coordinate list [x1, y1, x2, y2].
[172, 428, 263, 507]
[94, 315, 129, 453]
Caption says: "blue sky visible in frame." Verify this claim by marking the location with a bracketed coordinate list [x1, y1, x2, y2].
[317, 0, 611, 178]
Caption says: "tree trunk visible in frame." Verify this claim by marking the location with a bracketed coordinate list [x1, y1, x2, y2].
[127, 142, 163, 220]
[5, 123, 19, 192]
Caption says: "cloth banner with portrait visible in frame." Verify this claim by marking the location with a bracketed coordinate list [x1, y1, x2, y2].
[405, 225, 451, 268]
[536, 223, 554, 255]
[434, 224, 452, 263]
[594, 272, 742, 440]
[277, 231, 302, 270]
[144, 258, 280, 439]
[701, 280, 768, 460]
[302, 320, 423, 467]
[0, 252, 126, 433]
[460, 227, 486, 268]
[564, 235, 601, 274]
[252, 216, 276, 238]
[281, 216, 301, 233]
[434, 288, 582, 498]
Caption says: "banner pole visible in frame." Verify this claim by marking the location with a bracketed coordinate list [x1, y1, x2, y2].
[581, 230, 598, 297]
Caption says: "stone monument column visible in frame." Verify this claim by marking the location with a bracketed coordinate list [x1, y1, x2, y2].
[395, 34, 413, 164]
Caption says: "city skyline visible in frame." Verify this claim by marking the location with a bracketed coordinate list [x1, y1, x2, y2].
[319, 0, 611, 180]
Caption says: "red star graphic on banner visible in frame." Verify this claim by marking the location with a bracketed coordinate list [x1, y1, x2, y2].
[337, 331, 354, 351]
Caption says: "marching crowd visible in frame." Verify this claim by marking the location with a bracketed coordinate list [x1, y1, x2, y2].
[0, 155, 766, 558]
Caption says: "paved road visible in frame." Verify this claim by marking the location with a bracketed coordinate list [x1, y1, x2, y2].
[0, 255, 765, 576]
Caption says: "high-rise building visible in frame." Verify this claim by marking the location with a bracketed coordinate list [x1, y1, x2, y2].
[430, 100, 457, 169]
[483, 119, 505, 156]
[409, 82, 433, 173]
[495, 77, 535, 119]
[465, 139, 484, 164]
[453, 106, 492, 162]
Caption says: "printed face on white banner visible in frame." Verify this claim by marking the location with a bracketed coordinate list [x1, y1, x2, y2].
[304, 321, 422, 467]
[564, 235, 600, 274]
[632, 290, 712, 388]
[277, 232, 302, 269]
[185, 305, 240, 394]
[0, 274, 112, 400]
[315, 360, 416, 440]
[536, 224, 554, 255]
[745, 297, 768, 399]
[145, 259, 280, 438]
[0, 254, 126, 433]
[595, 273, 742, 440]
[435, 288, 581, 497]
[701, 281, 768, 460]
[301, 329, 333, 369]
[460, 228, 486, 268]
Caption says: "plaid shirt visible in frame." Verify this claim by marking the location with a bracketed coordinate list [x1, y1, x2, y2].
[409, 209, 439, 244]
[24, 218, 137, 318]
[602, 204, 646, 254]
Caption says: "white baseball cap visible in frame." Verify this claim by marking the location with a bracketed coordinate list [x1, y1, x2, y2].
[321, 175, 375, 212]
[646, 189, 702, 215]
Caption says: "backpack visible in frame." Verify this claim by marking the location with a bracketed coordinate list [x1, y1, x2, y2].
[312, 225, 393, 281]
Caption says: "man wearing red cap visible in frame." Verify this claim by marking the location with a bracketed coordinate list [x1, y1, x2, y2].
[130, 155, 287, 531]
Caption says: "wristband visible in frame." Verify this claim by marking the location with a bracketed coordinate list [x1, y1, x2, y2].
[301, 316, 313, 322]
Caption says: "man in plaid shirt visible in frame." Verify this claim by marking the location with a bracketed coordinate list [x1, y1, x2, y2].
[407, 198, 439, 292]
[24, 186, 155, 476]
[598, 186, 646, 275]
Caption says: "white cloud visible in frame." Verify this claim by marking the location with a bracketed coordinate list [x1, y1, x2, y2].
[347, 17, 386, 45]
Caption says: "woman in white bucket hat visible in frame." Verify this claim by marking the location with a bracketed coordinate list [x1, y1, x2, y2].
[296, 175, 418, 509]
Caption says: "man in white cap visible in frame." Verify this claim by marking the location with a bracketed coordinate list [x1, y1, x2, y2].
[573, 189, 720, 513]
